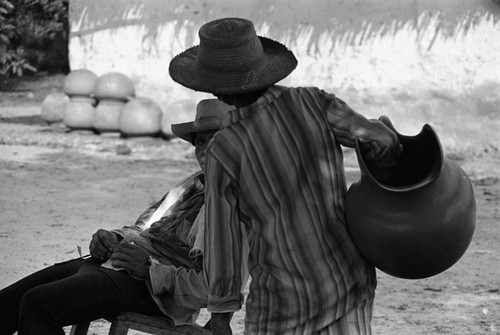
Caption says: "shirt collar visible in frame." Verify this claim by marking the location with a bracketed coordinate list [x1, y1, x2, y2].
[221, 85, 289, 127]
[193, 172, 205, 190]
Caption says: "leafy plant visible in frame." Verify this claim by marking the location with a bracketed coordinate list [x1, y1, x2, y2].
[0, 0, 36, 77]
[0, 0, 68, 77]
[0, 0, 15, 44]
[0, 47, 37, 76]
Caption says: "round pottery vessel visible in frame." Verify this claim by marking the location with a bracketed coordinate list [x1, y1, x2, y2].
[41, 91, 70, 123]
[93, 99, 125, 133]
[63, 69, 98, 96]
[345, 119, 476, 279]
[94, 72, 135, 100]
[63, 96, 96, 130]
[119, 97, 162, 136]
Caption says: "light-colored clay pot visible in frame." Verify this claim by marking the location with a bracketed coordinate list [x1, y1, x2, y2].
[63, 96, 96, 130]
[62, 69, 97, 96]
[119, 97, 162, 137]
[93, 99, 125, 133]
[94, 72, 135, 100]
[41, 91, 70, 123]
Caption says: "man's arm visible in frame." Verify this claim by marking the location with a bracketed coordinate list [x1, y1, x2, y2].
[204, 152, 245, 332]
[148, 260, 210, 309]
[325, 94, 402, 179]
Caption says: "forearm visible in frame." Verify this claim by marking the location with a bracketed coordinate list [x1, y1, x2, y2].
[149, 262, 209, 307]
[326, 96, 401, 177]
[205, 154, 245, 313]
[110, 226, 140, 241]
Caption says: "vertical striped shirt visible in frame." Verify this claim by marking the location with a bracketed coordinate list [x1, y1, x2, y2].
[204, 86, 401, 334]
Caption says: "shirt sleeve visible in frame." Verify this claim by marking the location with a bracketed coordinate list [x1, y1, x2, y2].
[149, 261, 208, 308]
[324, 93, 402, 179]
[204, 151, 245, 313]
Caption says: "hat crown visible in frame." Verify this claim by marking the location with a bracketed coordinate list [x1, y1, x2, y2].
[195, 99, 232, 122]
[169, 17, 297, 95]
[197, 18, 264, 72]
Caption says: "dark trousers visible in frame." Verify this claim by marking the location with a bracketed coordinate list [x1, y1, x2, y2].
[0, 257, 162, 335]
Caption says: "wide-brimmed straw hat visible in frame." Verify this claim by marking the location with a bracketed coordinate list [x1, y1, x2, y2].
[171, 99, 233, 143]
[169, 17, 297, 95]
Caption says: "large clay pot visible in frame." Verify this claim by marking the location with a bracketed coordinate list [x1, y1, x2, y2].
[62, 69, 97, 96]
[41, 91, 70, 123]
[62, 96, 96, 130]
[119, 97, 162, 137]
[94, 72, 135, 100]
[93, 99, 125, 133]
[345, 118, 476, 279]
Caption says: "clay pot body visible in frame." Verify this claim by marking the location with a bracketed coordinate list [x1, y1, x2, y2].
[41, 91, 70, 123]
[93, 99, 125, 133]
[94, 72, 135, 100]
[345, 123, 476, 279]
[63, 69, 97, 96]
[119, 97, 162, 136]
[63, 96, 96, 130]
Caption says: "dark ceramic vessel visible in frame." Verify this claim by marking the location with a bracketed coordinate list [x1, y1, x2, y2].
[346, 119, 476, 279]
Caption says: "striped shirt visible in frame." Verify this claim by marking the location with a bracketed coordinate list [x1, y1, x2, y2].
[204, 86, 401, 334]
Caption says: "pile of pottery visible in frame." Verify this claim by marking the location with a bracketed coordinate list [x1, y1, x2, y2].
[41, 69, 163, 137]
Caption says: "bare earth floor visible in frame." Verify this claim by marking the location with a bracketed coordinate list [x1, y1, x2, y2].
[0, 75, 499, 334]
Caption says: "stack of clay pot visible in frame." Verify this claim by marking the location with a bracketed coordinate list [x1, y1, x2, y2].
[93, 72, 135, 134]
[40, 91, 70, 124]
[43, 69, 165, 138]
[61, 69, 98, 130]
[119, 97, 163, 137]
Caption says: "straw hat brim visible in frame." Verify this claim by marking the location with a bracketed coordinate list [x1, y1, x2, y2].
[169, 37, 297, 95]
[171, 118, 221, 143]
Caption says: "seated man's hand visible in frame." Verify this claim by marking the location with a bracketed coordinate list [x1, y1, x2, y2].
[90, 229, 121, 260]
[110, 243, 150, 280]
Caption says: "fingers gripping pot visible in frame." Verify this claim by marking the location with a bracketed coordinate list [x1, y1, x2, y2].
[345, 118, 476, 279]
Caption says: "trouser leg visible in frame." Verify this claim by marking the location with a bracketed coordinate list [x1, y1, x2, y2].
[0, 258, 84, 335]
[17, 258, 161, 335]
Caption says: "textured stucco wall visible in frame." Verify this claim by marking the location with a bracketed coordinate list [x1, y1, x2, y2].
[68, 0, 500, 150]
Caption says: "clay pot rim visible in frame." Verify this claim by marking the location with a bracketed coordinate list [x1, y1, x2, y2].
[355, 123, 444, 193]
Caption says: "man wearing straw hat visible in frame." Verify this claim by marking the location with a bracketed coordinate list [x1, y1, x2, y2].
[0, 100, 244, 335]
[169, 18, 402, 334]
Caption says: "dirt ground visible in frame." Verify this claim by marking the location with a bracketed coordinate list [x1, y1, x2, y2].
[0, 74, 499, 334]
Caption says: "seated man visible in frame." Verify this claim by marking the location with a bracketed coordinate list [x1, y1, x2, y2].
[0, 99, 234, 335]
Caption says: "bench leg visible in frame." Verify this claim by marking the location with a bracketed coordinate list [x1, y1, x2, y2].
[69, 322, 90, 335]
[108, 320, 130, 335]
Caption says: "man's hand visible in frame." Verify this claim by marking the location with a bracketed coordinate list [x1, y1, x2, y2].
[89, 229, 121, 260]
[109, 243, 151, 280]
[211, 312, 233, 335]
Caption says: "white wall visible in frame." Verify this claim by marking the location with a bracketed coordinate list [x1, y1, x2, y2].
[68, 0, 500, 151]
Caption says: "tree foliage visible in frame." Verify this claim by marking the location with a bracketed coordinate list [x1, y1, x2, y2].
[0, 0, 68, 77]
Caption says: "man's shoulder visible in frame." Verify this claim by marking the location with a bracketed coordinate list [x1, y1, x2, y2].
[286, 85, 329, 96]
[277, 86, 334, 110]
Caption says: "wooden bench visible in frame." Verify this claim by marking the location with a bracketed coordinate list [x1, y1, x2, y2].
[69, 312, 211, 335]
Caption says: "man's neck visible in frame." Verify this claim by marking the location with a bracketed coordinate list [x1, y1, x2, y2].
[216, 87, 269, 108]
[232, 88, 268, 108]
